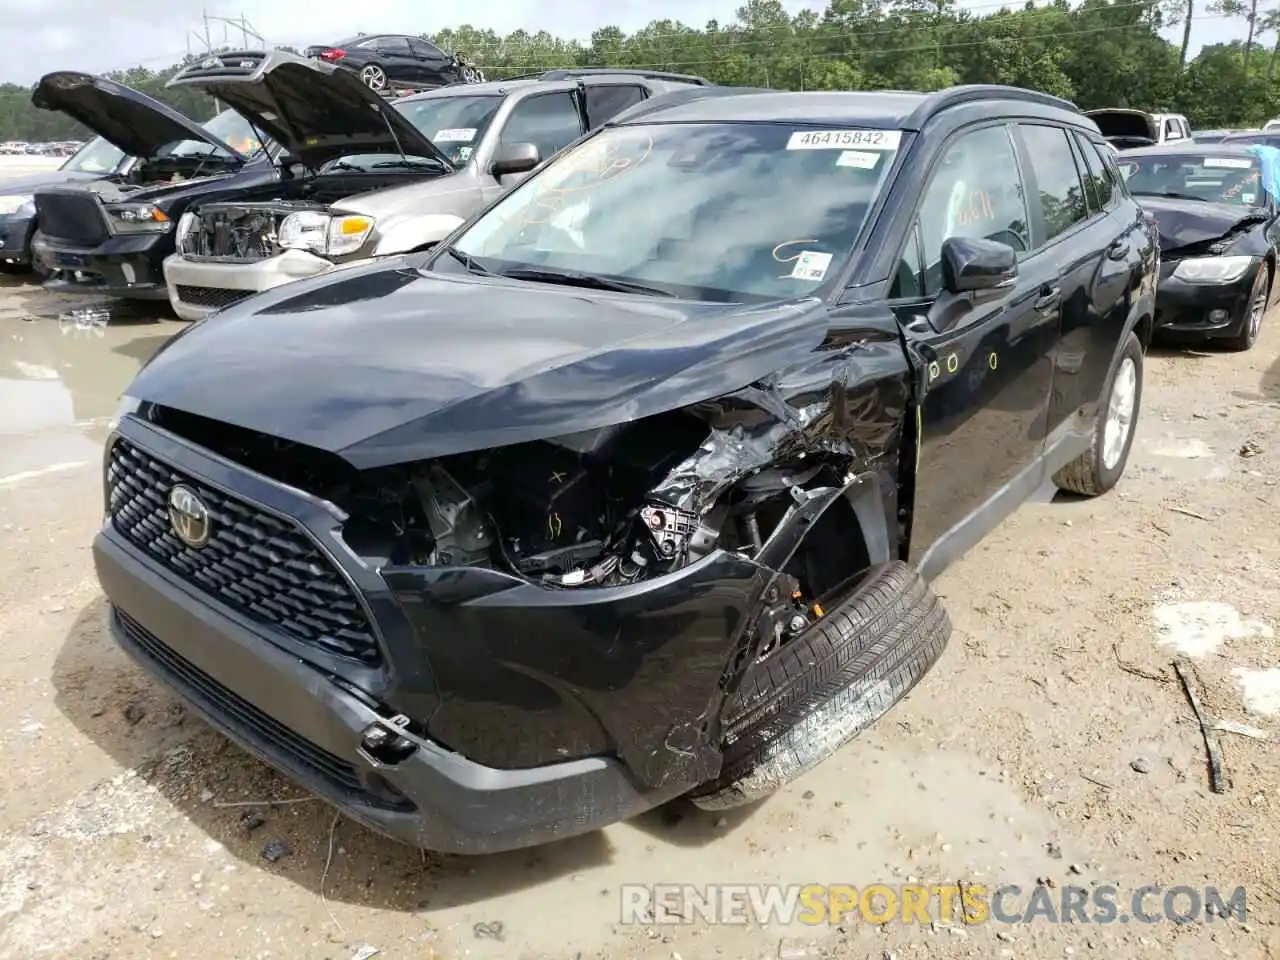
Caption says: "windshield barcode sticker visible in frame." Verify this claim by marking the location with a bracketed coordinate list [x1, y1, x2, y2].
[836, 150, 880, 169]
[1203, 157, 1253, 169]
[789, 251, 833, 281]
[788, 130, 902, 151]
[435, 128, 477, 142]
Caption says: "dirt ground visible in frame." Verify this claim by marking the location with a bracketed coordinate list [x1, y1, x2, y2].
[0, 256, 1277, 960]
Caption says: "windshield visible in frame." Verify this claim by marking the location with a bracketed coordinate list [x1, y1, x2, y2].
[163, 108, 266, 160]
[1117, 154, 1266, 206]
[60, 136, 125, 174]
[443, 122, 901, 302]
[395, 95, 503, 165]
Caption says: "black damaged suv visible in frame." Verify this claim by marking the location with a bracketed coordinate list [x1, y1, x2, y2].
[95, 85, 1158, 853]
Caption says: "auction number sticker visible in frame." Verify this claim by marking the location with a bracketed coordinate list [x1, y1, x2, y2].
[1203, 157, 1253, 169]
[435, 128, 477, 142]
[787, 129, 902, 151]
[836, 150, 880, 169]
[789, 250, 833, 281]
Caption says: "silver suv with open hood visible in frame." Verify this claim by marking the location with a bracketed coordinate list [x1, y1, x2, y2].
[159, 49, 458, 319]
[162, 67, 713, 320]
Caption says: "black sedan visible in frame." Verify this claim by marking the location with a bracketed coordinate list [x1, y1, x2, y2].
[304, 34, 483, 92]
[1117, 142, 1278, 351]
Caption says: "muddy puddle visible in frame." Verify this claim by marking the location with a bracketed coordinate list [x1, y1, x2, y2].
[0, 288, 182, 482]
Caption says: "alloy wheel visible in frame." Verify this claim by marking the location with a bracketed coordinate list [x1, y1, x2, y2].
[361, 65, 387, 90]
[1102, 356, 1137, 471]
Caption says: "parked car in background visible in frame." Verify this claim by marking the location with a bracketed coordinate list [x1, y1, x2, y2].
[1262, 118, 1280, 131]
[1222, 130, 1280, 149]
[162, 67, 713, 320]
[1193, 128, 1250, 144]
[0, 135, 134, 275]
[29, 69, 280, 300]
[304, 33, 484, 91]
[1116, 142, 1277, 351]
[1085, 108, 1190, 149]
[96, 84, 1155, 855]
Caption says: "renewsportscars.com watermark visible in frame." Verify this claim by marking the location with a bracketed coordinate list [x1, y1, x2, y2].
[621, 883, 1248, 926]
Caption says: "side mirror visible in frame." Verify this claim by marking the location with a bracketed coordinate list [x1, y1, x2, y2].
[491, 142, 541, 177]
[942, 236, 1017, 294]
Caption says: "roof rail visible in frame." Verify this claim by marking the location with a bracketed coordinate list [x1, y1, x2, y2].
[606, 85, 768, 126]
[904, 84, 1080, 129]
[539, 68, 711, 86]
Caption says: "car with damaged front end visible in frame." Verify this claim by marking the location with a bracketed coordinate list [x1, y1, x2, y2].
[29, 69, 273, 300]
[1118, 142, 1280, 351]
[94, 84, 1157, 854]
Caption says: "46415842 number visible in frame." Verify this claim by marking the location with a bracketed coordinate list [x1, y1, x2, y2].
[786, 129, 903, 151]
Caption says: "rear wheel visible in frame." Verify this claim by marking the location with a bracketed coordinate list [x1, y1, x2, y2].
[1053, 330, 1143, 497]
[360, 63, 388, 90]
[1224, 263, 1268, 352]
[689, 562, 951, 811]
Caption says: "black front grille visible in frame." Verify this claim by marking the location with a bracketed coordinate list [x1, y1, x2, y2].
[175, 284, 256, 309]
[182, 206, 283, 261]
[113, 608, 411, 811]
[107, 438, 381, 663]
[35, 190, 109, 245]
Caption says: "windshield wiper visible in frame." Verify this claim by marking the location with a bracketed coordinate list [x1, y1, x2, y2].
[326, 161, 367, 173]
[370, 158, 448, 171]
[444, 247, 493, 275]
[1139, 191, 1215, 203]
[498, 266, 675, 297]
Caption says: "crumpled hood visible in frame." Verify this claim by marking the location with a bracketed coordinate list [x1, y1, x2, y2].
[1138, 195, 1264, 252]
[128, 261, 830, 468]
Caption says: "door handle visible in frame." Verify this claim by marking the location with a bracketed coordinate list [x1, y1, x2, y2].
[1106, 240, 1128, 261]
[1033, 286, 1061, 312]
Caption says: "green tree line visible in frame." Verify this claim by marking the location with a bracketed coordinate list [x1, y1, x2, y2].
[1, 0, 1277, 142]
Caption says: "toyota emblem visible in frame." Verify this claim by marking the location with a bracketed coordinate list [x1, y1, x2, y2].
[167, 484, 211, 549]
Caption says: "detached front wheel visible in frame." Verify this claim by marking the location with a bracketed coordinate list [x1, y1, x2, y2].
[1053, 330, 1143, 497]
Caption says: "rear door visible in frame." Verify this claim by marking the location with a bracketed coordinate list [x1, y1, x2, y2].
[1012, 123, 1127, 450]
[890, 121, 1060, 576]
[373, 36, 418, 85]
[582, 83, 648, 130]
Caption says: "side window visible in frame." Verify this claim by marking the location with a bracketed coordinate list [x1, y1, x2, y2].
[1070, 131, 1111, 212]
[500, 92, 585, 161]
[890, 222, 925, 299]
[377, 37, 412, 55]
[409, 39, 444, 59]
[909, 124, 1031, 297]
[583, 85, 647, 129]
[1019, 124, 1088, 244]
[1076, 134, 1116, 211]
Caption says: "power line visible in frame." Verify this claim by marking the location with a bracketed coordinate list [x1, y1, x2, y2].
[87, 5, 1240, 78]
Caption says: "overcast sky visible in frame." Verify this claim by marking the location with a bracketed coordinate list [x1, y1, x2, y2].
[0, 0, 1251, 87]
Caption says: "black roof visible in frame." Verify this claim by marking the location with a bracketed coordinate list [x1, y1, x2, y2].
[1119, 141, 1257, 159]
[613, 84, 1081, 131]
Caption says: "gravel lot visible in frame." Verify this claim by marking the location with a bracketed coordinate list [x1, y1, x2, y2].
[0, 257, 1277, 960]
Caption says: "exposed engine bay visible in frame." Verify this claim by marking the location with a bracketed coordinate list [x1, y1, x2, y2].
[86, 153, 246, 200]
[181, 169, 445, 260]
[146, 404, 863, 616]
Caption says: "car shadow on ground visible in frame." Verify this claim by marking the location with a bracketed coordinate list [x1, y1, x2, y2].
[51, 596, 765, 913]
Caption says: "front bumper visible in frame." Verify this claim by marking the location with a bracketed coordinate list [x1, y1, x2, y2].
[33, 232, 171, 299]
[1154, 260, 1258, 338]
[163, 251, 338, 321]
[0, 213, 34, 265]
[93, 418, 702, 853]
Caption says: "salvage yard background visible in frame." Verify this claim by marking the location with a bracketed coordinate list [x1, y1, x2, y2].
[3, 0, 1280, 142]
[0, 158, 1278, 959]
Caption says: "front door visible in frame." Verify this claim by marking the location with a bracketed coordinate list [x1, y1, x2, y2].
[888, 122, 1060, 578]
